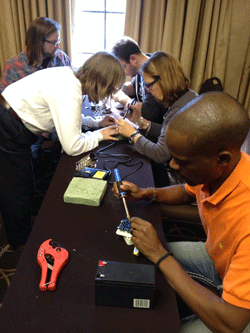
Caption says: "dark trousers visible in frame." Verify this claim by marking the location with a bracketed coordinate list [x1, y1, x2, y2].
[0, 104, 38, 247]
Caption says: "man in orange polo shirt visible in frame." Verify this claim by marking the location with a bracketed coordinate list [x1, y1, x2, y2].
[112, 92, 250, 332]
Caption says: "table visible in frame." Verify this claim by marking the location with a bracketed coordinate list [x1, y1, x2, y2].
[0, 141, 180, 332]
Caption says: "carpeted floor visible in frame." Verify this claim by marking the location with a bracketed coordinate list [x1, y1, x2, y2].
[0, 229, 24, 308]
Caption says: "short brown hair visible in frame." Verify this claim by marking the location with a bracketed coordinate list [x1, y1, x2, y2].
[26, 17, 61, 67]
[112, 36, 142, 63]
[141, 51, 189, 107]
[75, 51, 126, 104]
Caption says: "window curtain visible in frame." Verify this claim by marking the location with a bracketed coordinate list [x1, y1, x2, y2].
[0, 0, 74, 77]
[124, 0, 250, 114]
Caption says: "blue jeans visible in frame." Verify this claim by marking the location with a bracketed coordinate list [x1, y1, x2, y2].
[168, 242, 250, 332]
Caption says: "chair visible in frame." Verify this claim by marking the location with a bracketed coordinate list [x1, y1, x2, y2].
[199, 77, 223, 94]
[161, 203, 206, 242]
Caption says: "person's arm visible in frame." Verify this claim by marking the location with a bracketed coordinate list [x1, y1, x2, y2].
[112, 181, 194, 205]
[116, 118, 171, 164]
[113, 89, 132, 106]
[0, 61, 20, 93]
[134, 124, 170, 163]
[49, 86, 118, 155]
[130, 218, 250, 333]
[122, 81, 136, 97]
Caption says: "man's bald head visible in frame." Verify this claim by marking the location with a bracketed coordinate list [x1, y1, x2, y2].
[167, 92, 250, 155]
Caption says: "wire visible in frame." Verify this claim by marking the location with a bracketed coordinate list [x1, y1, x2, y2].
[96, 142, 144, 184]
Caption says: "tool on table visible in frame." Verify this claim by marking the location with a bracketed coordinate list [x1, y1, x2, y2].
[114, 168, 139, 255]
[123, 98, 136, 119]
[37, 239, 69, 292]
[114, 168, 130, 219]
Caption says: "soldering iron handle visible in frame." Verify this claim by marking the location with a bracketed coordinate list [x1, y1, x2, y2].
[114, 168, 126, 198]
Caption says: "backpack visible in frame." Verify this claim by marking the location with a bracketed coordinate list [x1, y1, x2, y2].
[199, 77, 223, 94]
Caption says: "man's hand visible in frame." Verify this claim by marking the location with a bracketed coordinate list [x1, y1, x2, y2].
[130, 217, 166, 263]
[112, 180, 144, 201]
[99, 125, 119, 141]
[98, 116, 116, 128]
[113, 90, 132, 106]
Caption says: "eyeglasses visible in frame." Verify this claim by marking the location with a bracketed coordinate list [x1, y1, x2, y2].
[144, 76, 160, 89]
[43, 38, 61, 46]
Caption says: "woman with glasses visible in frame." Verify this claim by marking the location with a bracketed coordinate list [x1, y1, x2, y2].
[0, 51, 125, 249]
[116, 51, 198, 185]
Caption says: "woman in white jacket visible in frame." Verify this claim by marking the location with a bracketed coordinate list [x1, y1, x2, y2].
[0, 51, 125, 248]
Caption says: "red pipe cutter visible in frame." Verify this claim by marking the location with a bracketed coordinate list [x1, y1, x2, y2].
[37, 239, 69, 292]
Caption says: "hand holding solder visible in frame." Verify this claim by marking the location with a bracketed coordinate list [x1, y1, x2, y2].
[130, 217, 165, 263]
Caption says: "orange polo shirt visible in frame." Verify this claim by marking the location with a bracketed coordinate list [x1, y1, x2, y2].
[186, 152, 250, 309]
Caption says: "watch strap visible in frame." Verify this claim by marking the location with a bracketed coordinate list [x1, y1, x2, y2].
[128, 130, 140, 144]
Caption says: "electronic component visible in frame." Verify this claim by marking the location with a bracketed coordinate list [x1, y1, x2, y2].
[116, 218, 131, 236]
[116, 218, 139, 253]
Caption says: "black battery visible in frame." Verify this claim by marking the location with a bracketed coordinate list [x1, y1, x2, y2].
[95, 260, 155, 309]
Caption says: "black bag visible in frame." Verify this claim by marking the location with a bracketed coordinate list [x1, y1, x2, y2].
[199, 77, 223, 94]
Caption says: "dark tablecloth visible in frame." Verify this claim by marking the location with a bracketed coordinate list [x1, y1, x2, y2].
[0, 141, 180, 332]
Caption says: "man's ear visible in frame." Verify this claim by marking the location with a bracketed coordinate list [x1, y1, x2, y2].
[129, 54, 138, 65]
[217, 151, 232, 166]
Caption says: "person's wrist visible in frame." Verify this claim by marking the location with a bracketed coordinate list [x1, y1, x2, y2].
[149, 248, 169, 265]
[141, 187, 158, 201]
[128, 130, 140, 144]
[155, 251, 173, 269]
[97, 119, 104, 128]
[140, 187, 154, 201]
[150, 187, 158, 202]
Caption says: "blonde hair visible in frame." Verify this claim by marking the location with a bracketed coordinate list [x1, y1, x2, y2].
[141, 51, 189, 107]
[75, 51, 126, 103]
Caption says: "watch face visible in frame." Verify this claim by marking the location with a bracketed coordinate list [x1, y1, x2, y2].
[129, 131, 139, 144]
[128, 137, 133, 144]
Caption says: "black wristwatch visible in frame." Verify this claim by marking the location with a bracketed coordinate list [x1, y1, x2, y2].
[128, 130, 140, 144]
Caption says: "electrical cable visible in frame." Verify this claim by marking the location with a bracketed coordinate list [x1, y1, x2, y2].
[96, 141, 144, 184]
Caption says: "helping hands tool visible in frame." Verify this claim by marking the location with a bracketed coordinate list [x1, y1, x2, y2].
[37, 239, 69, 291]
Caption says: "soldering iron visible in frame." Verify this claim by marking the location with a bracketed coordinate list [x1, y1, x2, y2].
[114, 168, 130, 219]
